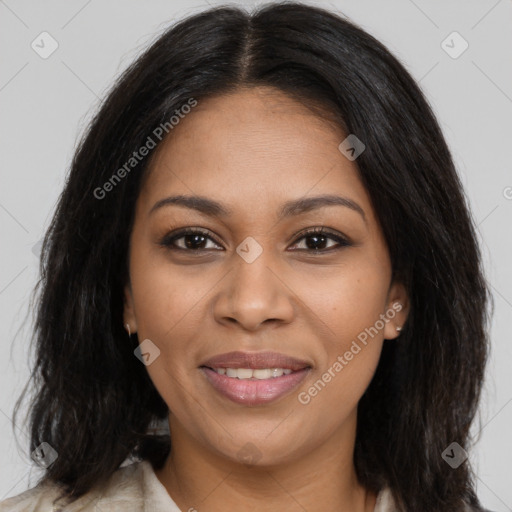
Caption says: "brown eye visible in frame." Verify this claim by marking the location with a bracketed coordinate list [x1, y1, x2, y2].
[160, 228, 223, 251]
[289, 227, 351, 253]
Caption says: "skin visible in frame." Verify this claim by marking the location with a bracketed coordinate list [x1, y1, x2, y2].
[123, 86, 409, 512]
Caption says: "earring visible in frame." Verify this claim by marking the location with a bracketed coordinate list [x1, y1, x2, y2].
[125, 323, 131, 337]
[396, 326, 402, 332]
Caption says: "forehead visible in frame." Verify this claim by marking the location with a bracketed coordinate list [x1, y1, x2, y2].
[138, 87, 374, 225]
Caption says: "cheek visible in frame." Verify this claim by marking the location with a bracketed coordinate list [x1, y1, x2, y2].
[129, 245, 208, 337]
[301, 341, 382, 444]
[297, 284, 385, 434]
[130, 256, 202, 412]
[297, 261, 390, 340]
[128, 251, 214, 413]
[294, 261, 388, 399]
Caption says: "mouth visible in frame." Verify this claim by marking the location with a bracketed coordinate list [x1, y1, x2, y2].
[199, 351, 312, 406]
[204, 367, 296, 378]
[199, 350, 311, 371]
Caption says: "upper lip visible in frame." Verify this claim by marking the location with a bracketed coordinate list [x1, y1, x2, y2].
[200, 351, 311, 371]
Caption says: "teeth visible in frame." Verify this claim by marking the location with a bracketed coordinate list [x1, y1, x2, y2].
[214, 368, 294, 379]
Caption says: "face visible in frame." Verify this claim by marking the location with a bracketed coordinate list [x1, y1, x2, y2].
[124, 87, 408, 467]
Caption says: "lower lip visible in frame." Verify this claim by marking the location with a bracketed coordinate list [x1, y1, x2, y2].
[200, 367, 310, 406]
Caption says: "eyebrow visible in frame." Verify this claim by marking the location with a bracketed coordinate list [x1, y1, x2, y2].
[149, 194, 366, 223]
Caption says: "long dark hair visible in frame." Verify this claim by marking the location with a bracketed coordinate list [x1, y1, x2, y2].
[11, 2, 491, 511]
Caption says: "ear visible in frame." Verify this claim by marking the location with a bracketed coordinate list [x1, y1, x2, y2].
[123, 282, 138, 334]
[383, 280, 409, 340]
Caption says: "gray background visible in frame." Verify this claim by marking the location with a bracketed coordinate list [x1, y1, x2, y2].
[1, 0, 511, 509]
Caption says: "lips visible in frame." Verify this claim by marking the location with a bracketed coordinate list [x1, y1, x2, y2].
[200, 366, 311, 406]
[199, 351, 311, 371]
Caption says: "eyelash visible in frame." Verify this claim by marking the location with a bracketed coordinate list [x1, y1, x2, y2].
[159, 226, 351, 254]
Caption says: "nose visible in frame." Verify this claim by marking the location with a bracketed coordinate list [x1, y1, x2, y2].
[212, 247, 295, 332]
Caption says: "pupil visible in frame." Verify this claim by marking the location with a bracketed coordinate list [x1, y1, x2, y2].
[307, 235, 326, 250]
[185, 234, 206, 249]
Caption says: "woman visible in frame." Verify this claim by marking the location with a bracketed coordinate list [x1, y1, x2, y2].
[1, 2, 492, 511]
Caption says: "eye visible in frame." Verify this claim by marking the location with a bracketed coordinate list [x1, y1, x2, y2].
[289, 226, 351, 253]
[160, 228, 223, 251]
[159, 226, 351, 253]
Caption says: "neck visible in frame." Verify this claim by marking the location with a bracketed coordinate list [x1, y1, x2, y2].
[154, 411, 377, 512]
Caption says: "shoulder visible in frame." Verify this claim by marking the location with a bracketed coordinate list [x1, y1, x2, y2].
[375, 487, 396, 512]
[373, 488, 496, 512]
[0, 460, 147, 512]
